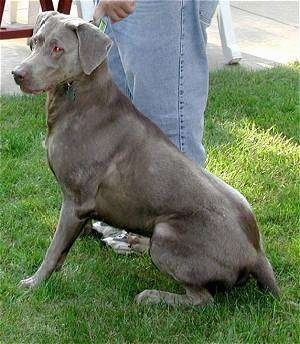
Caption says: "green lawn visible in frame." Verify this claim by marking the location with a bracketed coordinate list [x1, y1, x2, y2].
[0, 65, 299, 343]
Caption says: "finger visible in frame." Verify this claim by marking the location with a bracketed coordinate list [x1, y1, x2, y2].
[107, 10, 123, 23]
[121, 1, 136, 14]
[129, 1, 136, 11]
[114, 7, 129, 19]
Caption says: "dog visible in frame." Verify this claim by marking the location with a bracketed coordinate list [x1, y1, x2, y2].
[12, 11, 280, 306]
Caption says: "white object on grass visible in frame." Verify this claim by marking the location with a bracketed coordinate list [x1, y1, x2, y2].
[92, 221, 150, 255]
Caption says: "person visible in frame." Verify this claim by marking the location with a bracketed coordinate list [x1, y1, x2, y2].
[93, 0, 218, 167]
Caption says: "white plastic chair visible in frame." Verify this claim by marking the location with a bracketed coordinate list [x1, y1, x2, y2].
[217, 0, 242, 64]
[9, 0, 40, 25]
[75, 0, 95, 21]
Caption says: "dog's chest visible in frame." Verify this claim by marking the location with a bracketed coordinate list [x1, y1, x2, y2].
[46, 130, 98, 194]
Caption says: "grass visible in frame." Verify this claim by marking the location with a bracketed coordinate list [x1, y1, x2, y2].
[0, 65, 299, 343]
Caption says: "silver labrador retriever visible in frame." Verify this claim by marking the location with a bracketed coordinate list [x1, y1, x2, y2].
[12, 12, 279, 306]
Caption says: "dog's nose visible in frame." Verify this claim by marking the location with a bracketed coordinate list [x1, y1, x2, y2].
[12, 69, 26, 85]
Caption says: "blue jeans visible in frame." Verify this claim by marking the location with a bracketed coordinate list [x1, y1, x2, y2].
[104, 0, 218, 166]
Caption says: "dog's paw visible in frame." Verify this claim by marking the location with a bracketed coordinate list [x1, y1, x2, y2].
[128, 234, 150, 253]
[135, 290, 162, 305]
[19, 276, 39, 289]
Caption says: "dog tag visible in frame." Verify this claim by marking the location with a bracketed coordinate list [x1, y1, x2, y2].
[66, 83, 75, 101]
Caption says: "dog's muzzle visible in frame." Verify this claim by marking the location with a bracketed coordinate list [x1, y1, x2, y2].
[12, 68, 26, 86]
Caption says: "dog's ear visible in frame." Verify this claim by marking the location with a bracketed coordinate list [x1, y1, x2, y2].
[65, 20, 112, 75]
[33, 11, 59, 35]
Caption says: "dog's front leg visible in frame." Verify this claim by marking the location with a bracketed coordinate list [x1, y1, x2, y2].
[20, 201, 86, 288]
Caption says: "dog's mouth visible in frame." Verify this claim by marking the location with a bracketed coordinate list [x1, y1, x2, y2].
[20, 85, 54, 95]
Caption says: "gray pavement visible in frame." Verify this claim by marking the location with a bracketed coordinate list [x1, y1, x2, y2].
[0, 1, 299, 95]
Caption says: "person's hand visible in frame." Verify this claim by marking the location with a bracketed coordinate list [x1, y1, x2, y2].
[94, 0, 136, 23]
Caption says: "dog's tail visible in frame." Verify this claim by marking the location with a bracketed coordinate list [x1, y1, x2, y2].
[250, 252, 280, 297]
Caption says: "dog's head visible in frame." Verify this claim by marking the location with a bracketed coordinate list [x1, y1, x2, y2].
[12, 11, 112, 94]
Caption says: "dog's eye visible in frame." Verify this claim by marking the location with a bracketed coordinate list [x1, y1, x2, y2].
[52, 46, 64, 53]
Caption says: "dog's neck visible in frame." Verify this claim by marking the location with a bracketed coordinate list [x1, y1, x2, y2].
[46, 61, 116, 130]
[64, 61, 113, 96]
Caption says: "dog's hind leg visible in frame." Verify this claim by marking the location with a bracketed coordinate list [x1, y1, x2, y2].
[135, 222, 213, 307]
[135, 286, 213, 306]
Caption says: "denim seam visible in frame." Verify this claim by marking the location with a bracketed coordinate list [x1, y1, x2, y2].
[125, 80, 133, 100]
[178, 0, 185, 152]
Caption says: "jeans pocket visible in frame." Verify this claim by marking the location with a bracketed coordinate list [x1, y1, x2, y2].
[199, 0, 219, 26]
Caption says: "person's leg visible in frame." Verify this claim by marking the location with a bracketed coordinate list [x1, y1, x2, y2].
[104, 23, 131, 97]
[106, 0, 218, 167]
